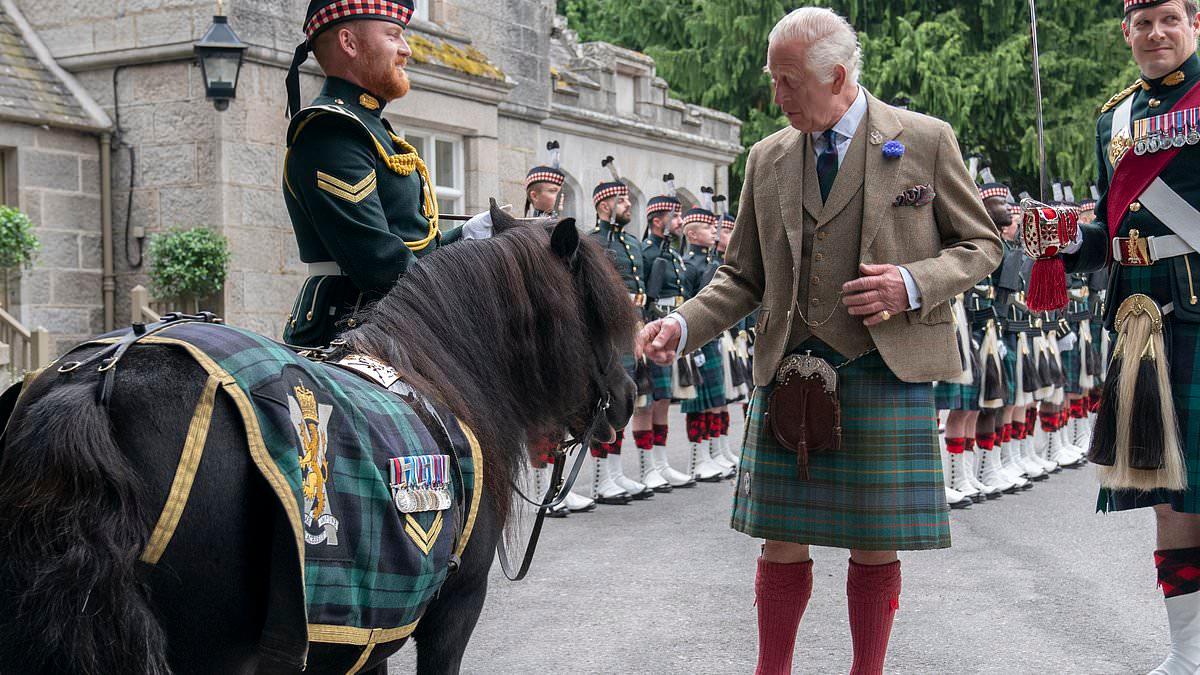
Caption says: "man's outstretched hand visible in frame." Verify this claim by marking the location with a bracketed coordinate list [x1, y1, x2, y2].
[638, 319, 681, 365]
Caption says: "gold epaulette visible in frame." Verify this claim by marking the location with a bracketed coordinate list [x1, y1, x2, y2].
[1100, 79, 1145, 113]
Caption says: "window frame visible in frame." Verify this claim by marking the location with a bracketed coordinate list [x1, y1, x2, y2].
[398, 128, 464, 214]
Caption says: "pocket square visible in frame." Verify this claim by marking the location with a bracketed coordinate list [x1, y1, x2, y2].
[893, 184, 936, 207]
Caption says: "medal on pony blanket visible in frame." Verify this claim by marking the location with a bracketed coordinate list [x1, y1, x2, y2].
[389, 454, 453, 513]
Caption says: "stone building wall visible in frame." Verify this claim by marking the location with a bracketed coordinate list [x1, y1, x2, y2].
[0, 120, 104, 354]
[13, 0, 742, 343]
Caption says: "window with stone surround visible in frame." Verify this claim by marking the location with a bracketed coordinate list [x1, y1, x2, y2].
[413, 0, 430, 22]
[401, 129, 463, 215]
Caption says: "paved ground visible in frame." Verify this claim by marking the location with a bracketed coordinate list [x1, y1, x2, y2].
[391, 410, 1165, 674]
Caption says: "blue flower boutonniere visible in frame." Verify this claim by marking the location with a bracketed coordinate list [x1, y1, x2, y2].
[882, 141, 905, 159]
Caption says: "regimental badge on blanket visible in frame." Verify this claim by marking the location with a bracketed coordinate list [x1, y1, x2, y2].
[289, 381, 340, 546]
[389, 454, 453, 514]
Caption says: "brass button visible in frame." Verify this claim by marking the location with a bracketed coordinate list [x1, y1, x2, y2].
[1149, 98, 1162, 108]
[1130, 201, 1142, 212]
[812, 277, 821, 285]
[812, 297, 823, 305]
[335, 98, 346, 105]
[814, 253, 823, 261]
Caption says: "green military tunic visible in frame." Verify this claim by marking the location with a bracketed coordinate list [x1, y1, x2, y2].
[681, 244, 725, 413]
[1067, 52, 1200, 513]
[590, 220, 646, 301]
[282, 77, 442, 347]
[641, 233, 685, 319]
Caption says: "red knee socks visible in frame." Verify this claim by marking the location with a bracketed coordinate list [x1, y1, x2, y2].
[847, 560, 902, 675]
[652, 423, 668, 446]
[634, 429, 653, 451]
[754, 558, 813, 675]
[686, 413, 704, 443]
[945, 437, 965, 454]
[1156, 546, 1200, 598]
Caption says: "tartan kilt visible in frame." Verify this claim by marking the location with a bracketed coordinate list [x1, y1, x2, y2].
[682, 341, 727, 413]
[1100, 264, 1200, 514]
[1061, 337, 1083, 394]
[731, 341, 950, 550]
[649, 362, 673, 401]
[1001, 332, 1018, 406]
[934, 377, 980, 411]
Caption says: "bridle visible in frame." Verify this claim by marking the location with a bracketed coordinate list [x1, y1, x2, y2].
[495, 339, 620, 581]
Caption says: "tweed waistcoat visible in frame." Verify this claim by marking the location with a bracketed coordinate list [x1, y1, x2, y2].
[787, 126, 872, 357]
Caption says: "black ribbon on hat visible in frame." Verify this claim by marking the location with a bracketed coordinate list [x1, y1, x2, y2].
[286, 41, 310, 118]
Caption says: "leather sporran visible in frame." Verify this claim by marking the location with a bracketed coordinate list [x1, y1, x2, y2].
[768, 353, 842, 480]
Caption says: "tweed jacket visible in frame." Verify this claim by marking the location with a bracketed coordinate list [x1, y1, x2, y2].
[677, 92, 1002, 385]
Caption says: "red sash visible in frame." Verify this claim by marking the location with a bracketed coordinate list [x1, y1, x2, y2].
[1106, 81, 1200, 237]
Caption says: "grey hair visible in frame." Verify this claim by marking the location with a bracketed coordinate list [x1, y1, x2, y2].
[766, 7, 862, 84]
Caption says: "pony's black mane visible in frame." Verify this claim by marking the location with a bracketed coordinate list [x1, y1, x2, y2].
[338, 214, 637, 518]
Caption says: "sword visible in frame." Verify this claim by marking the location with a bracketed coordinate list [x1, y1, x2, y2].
[1028, 0, 1048, 201]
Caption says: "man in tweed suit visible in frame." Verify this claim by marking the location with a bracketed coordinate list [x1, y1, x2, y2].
[638, 8, 1001, 674]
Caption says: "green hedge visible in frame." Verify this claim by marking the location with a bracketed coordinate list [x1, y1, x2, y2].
[147, 227, 230, 301]
[0, 205, 39, 269]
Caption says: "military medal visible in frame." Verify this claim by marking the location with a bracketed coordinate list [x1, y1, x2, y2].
[390, 455, 452, 514]
[1174, 111, 1187, 147]
[1189, 108, 1200, 144]
[1148, 115, 1161, 153]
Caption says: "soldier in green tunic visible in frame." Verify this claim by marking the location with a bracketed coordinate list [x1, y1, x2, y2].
[630, 175, 695, 491]
[1047, 0, 1200, 670]
[679, 191, 732, 482]
[587, 158, 652, 504]
[281, 0, 443, 347]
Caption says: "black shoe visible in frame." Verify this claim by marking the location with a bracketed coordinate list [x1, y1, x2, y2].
[985, 490, 1003, 499]
[629, 486, 655, 500]
[547, 506, 569, 518]
[650, 483, 674, 493]
[596, 492, 633, 505]
[948, 497, 972, 510]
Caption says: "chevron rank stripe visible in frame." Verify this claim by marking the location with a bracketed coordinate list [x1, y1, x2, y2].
[404, 512, 444, 555]
[316, 169, 377, 204]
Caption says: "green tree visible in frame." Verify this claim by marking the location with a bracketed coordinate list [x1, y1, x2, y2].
[559, 0, 1138, 203]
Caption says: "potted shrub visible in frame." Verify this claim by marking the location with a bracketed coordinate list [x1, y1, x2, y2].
[147, 227, 230, 314]
[0, 205, 40, 309]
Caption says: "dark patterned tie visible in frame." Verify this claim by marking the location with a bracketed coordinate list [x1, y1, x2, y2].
[816, 129, 839, 203]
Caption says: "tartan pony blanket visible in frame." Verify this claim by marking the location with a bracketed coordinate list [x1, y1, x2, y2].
[73, 321, 482, 649]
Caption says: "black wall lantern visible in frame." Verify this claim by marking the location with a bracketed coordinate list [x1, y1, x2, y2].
[195, 2, 247, 111]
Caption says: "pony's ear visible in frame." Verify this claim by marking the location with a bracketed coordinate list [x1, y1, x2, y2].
[490, 198, 517, 234]
[550, 218, 580, 264]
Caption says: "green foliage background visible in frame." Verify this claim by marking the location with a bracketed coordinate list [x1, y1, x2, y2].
[0, 206, 39, 270]
[147, 228, 230, 301]
[558, 0, 1139, 203]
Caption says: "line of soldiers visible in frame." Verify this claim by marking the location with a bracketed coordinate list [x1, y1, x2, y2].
[523, 145, 754, 516]
[935, 170, 1108, 509]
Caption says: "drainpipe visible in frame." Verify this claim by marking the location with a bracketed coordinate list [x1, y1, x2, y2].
[100, 132, 114, 331]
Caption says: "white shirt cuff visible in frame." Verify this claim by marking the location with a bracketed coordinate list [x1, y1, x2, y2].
[666, 313, 689, 355]
[1063, 225, 1084, 255]
[898, 266, 922, 310]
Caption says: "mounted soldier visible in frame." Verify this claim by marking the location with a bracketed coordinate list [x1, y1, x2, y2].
[282, 0, 444, 347]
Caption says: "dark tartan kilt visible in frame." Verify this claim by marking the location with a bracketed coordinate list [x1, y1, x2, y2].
[1061, 336, 1083, 394]
[935, 327, 982, 411]
[1101, 264, 1200, 514]
[682, 341, 727, 413]
[1002, 332, 1018, 406]
[731, 340, 950, 550]
[649, 362, 672, 401]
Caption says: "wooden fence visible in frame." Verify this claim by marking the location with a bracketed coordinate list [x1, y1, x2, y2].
[0, 305, 51, 385]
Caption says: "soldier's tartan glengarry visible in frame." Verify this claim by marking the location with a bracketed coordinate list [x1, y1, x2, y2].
[681, 340, 726, 413]
[731, 340, 950, 550]
[75, 322, 482, 647]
